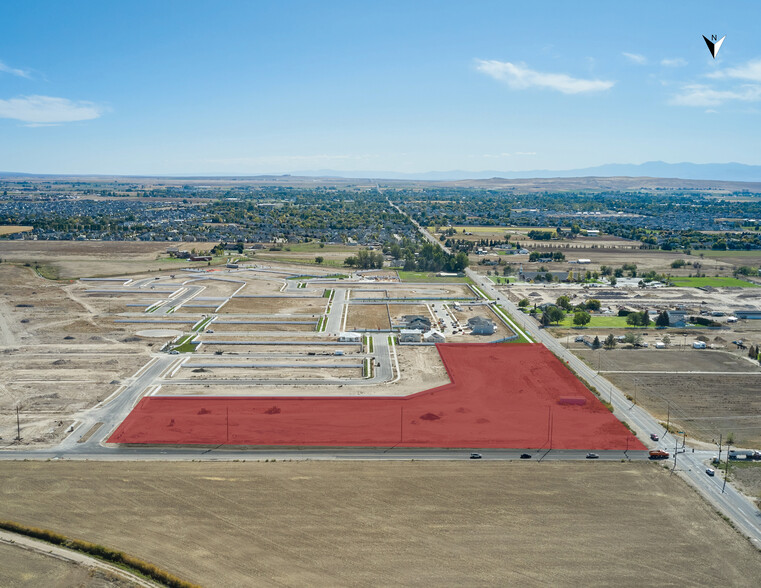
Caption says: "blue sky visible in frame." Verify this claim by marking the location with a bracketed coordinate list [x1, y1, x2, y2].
[0, 1, 759, 175]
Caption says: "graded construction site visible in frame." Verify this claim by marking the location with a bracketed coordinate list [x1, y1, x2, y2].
[110, 343, 643, 449]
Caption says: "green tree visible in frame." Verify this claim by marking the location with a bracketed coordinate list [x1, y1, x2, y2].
[315, 256, 324, 264]
[556, 295, 572, 311]
[573, 310, 591, 327]
[518, 298, 530, 308]
[604, 334, 616, 349]
[585, 299, 601, 311]
[592, 335, 601, 349]
[655, 311, 670, 327]
[546, 306, 565, 324]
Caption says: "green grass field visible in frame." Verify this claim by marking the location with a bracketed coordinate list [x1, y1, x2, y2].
[669, 276, 758, 288]
[254, 254, 345, 267]
[555, 315, 650, 328]
[487, 275, 516, 284]
[277, 242, 356, 254]
[397, 271, 471, 283]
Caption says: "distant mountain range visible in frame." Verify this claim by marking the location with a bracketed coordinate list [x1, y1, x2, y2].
[292, 161, 761, 182]
[3, 161, 761, 183]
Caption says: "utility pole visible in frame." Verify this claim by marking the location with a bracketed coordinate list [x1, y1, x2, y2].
[15, 405, 21, 441]
[723, 443, 731, 493]
[666, 402, 670, 434]
[717, 433, 722, 464]
[673, 435, 679, 472]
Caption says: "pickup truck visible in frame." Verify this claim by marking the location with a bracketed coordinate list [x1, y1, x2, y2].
[649, 450, 670, 460]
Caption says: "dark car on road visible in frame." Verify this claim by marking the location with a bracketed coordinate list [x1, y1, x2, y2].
[520, 453, 532, 459]
[586, 453, 599, 459]
[470, 453, 482, 459]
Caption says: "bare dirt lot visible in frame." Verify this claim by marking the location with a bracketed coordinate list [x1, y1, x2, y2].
[575, 348, 761, 447]
[203, 323, 317, 336]
[0, 265, 151, 446]
[174, 365, 362, 381]
[221, 297, 325, 315]
[345, 304, 391, 331]
[394, 345, 449, 391]
[386, 284, 474, 299]
[1, 461, 760, 587]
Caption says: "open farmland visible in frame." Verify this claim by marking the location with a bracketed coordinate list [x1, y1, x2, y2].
[574, 348, 761, 447]
[1, 461, 760, 587]
[0, 541, 134, 588]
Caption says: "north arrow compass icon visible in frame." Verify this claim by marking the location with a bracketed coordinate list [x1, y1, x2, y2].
[703, 35, 725, 59]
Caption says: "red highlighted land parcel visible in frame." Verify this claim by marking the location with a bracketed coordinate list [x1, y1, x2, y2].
[109, 343, 644, 449]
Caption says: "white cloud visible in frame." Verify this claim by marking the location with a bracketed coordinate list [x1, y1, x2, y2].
[475, 59, 614, 94]
[661, 57, 687, 67]
[623, 52, 647, 65]
[669, 84, 761, 107]
[707, 58, 761, 82]
[0, 95, 104, 124]
[0, 60, 31, 78]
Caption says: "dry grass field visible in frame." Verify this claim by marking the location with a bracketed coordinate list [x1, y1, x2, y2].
[346, 304, 390, 330]
[0, 226, 33, 236]
[0, 240, 225, 279]
[0, 541, 133, 588]
[575, 348, 761, 447]
[1, 461, 760, 587]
